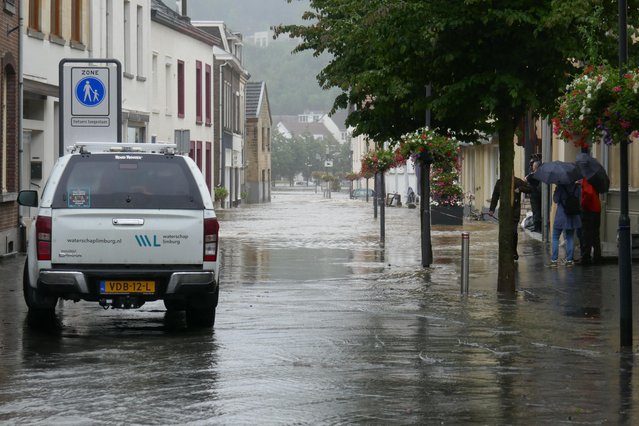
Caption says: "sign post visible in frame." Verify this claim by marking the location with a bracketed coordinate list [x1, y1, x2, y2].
[59, 59, 122, 157]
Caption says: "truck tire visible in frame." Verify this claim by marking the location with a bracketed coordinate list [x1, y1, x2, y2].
[185, 286, 218, 328]
[163, 298, 186, 312]
[23, 261, 58, 314]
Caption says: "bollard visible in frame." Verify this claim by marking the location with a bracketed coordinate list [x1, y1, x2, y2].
[461, 232, 470, 294]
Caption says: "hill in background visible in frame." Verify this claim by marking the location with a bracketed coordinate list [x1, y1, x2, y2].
[186, 0, 340, 116]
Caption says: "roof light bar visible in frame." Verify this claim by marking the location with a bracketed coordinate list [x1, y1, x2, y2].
[67, 142, 177, 155]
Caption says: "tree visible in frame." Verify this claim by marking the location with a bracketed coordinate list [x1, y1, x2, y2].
[275, 0, 636, 291]
[271, 130, 298, 182]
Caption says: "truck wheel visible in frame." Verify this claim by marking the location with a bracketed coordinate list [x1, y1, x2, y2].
[23, 261, 58, 314]
[186, 286, 218, 328]
[163, 298, 186, 312]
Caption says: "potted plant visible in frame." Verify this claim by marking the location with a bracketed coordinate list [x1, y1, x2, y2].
[396, 128, 463, 225]
[214, 186, 228, 208]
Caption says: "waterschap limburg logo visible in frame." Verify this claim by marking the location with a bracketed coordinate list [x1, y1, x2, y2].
[135, 235, 161, 247]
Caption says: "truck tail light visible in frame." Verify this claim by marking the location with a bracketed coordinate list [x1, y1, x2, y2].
[204, 217, 219, 261]
[36, 215, 52, 261]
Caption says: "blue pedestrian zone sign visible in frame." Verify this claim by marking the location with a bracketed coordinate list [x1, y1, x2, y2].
[70, 67, 110, 117]
[60, 59, 122, 154]
[75, 77, 105, 107]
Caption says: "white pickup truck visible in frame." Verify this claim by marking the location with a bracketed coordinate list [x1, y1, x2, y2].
[18, 143, 220, 327]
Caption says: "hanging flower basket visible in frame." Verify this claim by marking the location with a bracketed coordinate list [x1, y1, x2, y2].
[396, 127, 464, 208]
[360, 148, 402, 176]
[553, 64, 639, 147]
[397, 127, 461, 170]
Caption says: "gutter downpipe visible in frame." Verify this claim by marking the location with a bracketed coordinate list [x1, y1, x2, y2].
[219, 61, 228, 206]
[18, 1, 26, 251]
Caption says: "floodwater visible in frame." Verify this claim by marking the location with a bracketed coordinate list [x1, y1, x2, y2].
[1, 189, 638, 424]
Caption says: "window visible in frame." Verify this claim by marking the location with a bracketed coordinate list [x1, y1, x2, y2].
[195, 61, 202, 124]
[205, 143, 212, 190]
[152, 53, 158, 106]
[4, 0, 16, 15]
[177, 60, 185, 118]
[267, 128, 271, 151]
[165, 62, 172, 115]
[106, 0, 113, 56]
[71, 0, 82, 44]
[205, 64, 212, 126]
[127, 125, 145, 143]
[124, 1, 131, 73]
[136, 5, 144, 77]
[28, 0, 41, 32]
[234, 91, 240, 132]
[52, 155, 204, 210]
[196, 141, 202, 170]
[50, 0, 61, 38]
[224, 81, 231, 129]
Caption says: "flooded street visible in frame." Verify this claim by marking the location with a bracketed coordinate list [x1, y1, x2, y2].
[1, 190, 639, 424]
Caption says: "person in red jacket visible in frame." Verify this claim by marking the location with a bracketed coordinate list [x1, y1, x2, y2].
[580, 178, 602, 265]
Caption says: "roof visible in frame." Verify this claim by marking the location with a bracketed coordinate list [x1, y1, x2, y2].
[246, 81, 266, 118]
[151, 0, 220, 46]
[274, 114, 337, 141]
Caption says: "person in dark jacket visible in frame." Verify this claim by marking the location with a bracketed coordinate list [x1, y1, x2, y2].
[488, 177, 532, 260]
[525, 160, 542, 233]
[580, 178, 602, 265]
[551, 182, 582, 266]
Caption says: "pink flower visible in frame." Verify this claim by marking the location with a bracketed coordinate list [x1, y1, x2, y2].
[613, 86, 622, 93]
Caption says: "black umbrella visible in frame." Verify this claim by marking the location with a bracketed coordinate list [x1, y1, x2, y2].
[533, 161, 582, 185]
[576, 153, 610, 193]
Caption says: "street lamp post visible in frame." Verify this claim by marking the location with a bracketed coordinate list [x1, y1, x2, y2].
[618, 0, 632, 348]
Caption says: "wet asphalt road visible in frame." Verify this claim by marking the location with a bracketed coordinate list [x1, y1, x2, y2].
[1, 190, 639, 424]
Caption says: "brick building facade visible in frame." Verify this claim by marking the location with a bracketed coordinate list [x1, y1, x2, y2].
[0, 1, 20, 256]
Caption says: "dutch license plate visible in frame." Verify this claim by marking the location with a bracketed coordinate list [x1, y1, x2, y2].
[100, 280, 155, 294]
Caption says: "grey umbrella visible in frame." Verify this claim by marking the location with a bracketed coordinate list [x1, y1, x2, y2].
[533, 161, 582, 185]
[576, 153, 610, 193]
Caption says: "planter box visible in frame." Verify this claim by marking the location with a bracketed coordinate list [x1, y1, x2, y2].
[431, 205, 463, 226]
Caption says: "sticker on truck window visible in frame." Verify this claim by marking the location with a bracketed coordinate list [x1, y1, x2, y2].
[68, 188, 91, 208]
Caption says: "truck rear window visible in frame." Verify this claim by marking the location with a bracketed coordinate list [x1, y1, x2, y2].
[52, 154, 205, 209]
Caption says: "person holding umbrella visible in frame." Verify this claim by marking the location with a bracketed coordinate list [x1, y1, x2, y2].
[550, 181, 582, 267]
[532, 160, 584, 266]
[575, 152, 608, 265]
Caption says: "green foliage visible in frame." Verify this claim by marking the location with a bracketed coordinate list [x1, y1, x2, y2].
[344, 172, 359, 181]
[397, 127, 460, 171]
[271, 129, 352, 181]
[275, 0, 639, 142]
[275, 0, 639, 288]
[214, 186, 229, 202]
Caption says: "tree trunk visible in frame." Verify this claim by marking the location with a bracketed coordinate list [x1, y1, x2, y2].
[497, 120, 516, 292]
